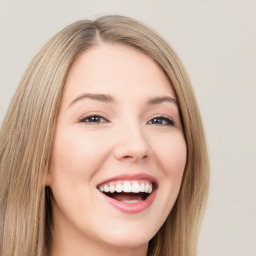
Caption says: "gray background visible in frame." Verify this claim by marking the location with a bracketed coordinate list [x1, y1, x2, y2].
[0, 1, 255, 255]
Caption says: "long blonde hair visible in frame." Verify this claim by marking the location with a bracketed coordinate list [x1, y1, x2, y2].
[0, 15, 209, 256]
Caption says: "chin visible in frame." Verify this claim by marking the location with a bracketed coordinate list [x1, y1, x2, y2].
[94, 223, 156, 249]
[98, 234, 151, 252]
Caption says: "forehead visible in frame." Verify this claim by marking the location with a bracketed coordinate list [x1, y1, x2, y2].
[62, 43, 176, 105]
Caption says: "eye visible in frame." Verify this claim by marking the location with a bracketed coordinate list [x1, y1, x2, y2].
[79, 115, 108, 124]
[148, 116, 175, 126]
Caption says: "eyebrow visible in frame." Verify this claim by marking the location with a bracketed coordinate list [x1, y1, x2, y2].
[68, 93, 178, 108]
[147, 96, 178, 106]
[68, 93, 114, 108]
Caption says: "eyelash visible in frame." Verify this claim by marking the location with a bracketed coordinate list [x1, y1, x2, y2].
[147, 116, 175, 126]
[79, 114, 175, 126]
[79, 115, 108, 124]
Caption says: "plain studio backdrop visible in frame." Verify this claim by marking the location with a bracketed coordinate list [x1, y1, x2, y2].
[0, 1, 255, 255]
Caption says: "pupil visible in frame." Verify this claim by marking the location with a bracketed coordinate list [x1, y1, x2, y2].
[153, 118, 161, 124]
[91, 116, 99, 122]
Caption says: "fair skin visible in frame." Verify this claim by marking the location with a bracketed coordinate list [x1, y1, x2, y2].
[46, 43, 187, 256]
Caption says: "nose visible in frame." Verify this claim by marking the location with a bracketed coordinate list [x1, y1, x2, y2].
[113, 122, 150, 162]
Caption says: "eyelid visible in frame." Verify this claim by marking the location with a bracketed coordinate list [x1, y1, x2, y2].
[78, 112, 110, 124]
[147, 114, 175, 126]
[77, 112, 175, 126]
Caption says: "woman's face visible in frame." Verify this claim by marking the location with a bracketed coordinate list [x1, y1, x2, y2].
[47, 43, 187, 254]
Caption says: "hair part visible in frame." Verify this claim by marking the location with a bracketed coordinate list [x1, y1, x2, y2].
[0, 15, 209, 256]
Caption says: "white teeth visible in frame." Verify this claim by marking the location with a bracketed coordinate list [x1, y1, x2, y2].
[98, 181, 154, 194]
[104, 185, 110, 193]
[123, 181, 132, 192]
[145, 183, 149, 193]
[148, 184, 153, 193]
[116, 183, 122, 193]
[110, 184, 115, 193]
[131, 182, 140, 193]
[123, 200, 139, 204]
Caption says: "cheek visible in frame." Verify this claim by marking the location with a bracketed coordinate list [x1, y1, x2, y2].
[151, 132, 187, 212]
[47, 131, 108, 214]
[147, 133, 187, 226]
[153, 133, 187, 177]
[52, 130, 108, 173]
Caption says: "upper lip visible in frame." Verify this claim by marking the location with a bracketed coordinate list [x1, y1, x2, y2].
[97, 173, 158, 187]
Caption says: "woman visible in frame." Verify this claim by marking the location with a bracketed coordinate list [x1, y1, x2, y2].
[0, 15, 209, 256]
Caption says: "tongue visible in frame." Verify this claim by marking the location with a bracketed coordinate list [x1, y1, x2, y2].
[112, 193, 144, 202]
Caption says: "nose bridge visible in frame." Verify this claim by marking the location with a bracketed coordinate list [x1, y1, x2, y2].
[113, 116, 149, 161]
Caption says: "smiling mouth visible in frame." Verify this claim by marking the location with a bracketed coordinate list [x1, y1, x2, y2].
[97, 181, 154, 203]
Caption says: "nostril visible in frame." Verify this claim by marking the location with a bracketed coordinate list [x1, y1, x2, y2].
[115, 149, 149, 161]
[122, 154, 147, 158]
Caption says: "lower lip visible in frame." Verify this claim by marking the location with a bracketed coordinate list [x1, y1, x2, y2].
[99, 189, 157, 214]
